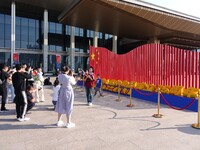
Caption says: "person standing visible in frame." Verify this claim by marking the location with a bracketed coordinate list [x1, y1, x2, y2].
[5, 69, 15, 103]
[0, 65, 10, 112]
[12, 64, 32, 121]
[52, 77, 60, 109]
[55, 67, 76, 128]
[83, 67, 94, 106]
[94, 74, 103, 97]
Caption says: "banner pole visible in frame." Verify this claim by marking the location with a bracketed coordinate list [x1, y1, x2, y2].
[153, 88, 163, 118]
[127, 82, 134, 107]
[192, 92, 200, 129]
[115, 81, 121, 102]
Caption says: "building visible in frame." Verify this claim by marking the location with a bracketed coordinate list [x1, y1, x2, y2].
[0, 0, 114, 73]
[1, 0, 200, 73]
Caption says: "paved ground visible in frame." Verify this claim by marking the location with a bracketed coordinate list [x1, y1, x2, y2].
[1, 83, 200, 150]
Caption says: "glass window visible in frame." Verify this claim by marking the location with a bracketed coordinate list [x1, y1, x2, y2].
[16, 41, 20, 48]
[5, 40, 11, 48]
[80, 28, 84, 37]
[5, 26, 11, 40]
[21, 34, 28, 41]
[19, 54, 42, 68]
[66, 25, 70, 35]
[16, 17, 20, 25]
[75, 27, 79, 36]
[21, 26, 28, 36]
[56, 23, 62, 34]
[21, 41, 28, 48]
[49, 45, 56, 51]
[0, 14, 4, 23]
[5, 15, 11, 24]
[29, 19, 35, 27]
[0, 39, 4, 47]
[0, 23, 4, 39]
[21, 18, 28, 26]
[16, 34, 21, 41]
[56, 46, 62, 51]
[49, 22, 56, 33]
[87, 30, 94, 38]
[16, 25, 21, 35]
[98, 32, 103, 39]
[48, 55, 56, 72]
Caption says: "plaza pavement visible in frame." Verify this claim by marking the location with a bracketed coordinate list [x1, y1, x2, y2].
[0, 83, 200, 150]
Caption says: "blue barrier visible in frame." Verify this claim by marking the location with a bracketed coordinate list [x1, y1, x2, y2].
[76, 80, 198, 112]
[131, 89, 198, 112]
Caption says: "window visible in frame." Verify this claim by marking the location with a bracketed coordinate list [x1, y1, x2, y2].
[56, 23, 62, 34]
[49, 22, 56, 33]
[87, 30, 94, 38]
[66, 25, 70, 35]
[0, 39, 4, 47]
[5, 15, 11, 24]
[0, 23, 4, 39]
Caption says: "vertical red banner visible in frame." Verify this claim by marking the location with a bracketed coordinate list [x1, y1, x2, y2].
[13, 52, 19, 65]
[56, 54, 61, 70]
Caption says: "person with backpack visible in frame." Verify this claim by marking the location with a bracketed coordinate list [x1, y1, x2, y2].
[0, 64, 10, 112]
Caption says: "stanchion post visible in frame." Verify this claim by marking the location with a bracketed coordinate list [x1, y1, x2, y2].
[153, 87, 163, 118]
[115, 81, 121, 102]
[127, 82, 134, 107]
[192, 92, 200, 129]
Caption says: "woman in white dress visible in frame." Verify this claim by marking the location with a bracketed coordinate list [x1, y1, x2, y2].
[55, 66, 76, 128]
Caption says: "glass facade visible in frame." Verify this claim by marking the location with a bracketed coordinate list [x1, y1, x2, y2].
[16, 17, 40, 49]
[19, 53, 43, 68]
[0, 10, 113, 73]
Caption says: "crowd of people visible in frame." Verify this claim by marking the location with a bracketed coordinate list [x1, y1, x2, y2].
[0, 64, 103, 128]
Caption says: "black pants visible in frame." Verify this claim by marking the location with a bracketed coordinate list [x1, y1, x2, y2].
[27, 103, 35, 112]
[0, 85, 7, 110]
[15, 91, 28, 119]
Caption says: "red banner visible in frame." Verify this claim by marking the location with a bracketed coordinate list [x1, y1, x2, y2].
[13, 52, 19, 65]
[56, 54, 61, 63]
[90, 44, 200, 88]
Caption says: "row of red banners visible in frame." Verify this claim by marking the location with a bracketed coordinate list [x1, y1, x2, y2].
[90, 44, 200, 88]
[12, 53, 61, 69]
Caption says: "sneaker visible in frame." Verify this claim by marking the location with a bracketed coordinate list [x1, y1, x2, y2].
[66, 123, 75, 128]
[17, 118, 24, 122]
[88, 102, 92, 106]
[57, 120, 65, 127]
[23, 117, 30, 121]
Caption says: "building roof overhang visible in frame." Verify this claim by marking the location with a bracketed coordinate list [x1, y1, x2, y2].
[2, 0, 200, 49]
[58, 0, 200, 49]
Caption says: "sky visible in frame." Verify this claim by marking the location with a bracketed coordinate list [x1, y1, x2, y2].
[140, 0, 200, 18]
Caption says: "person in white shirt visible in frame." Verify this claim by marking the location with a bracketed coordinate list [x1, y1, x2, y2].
[52, 77, 60, 109]
[55, 67, 77, 128]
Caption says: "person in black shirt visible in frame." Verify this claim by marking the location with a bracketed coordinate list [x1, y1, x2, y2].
[0, 65, 10, 112]
[12, 64, 32, 121]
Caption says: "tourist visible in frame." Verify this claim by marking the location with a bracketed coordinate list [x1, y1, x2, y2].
[94, 74, 103, 97]
[55, 66, 77, 128]
[52, 77, 60, 109]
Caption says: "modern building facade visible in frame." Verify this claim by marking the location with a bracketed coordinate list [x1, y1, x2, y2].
[2, 0, 200, 73]
[0, 0, 115, 73]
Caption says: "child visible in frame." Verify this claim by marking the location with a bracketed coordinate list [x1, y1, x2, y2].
[94, 74, 103, 97]
[52, 78, 60, 109]
[26, 85, 36, 114]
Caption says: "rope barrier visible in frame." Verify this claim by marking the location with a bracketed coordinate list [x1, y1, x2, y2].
[160, 93, 197, 110]
[133, 88, 156, 96]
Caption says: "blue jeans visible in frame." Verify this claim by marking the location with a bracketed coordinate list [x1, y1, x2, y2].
[6, 84, 15, 103]
[85, 87, 93, 103]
